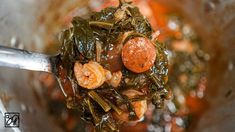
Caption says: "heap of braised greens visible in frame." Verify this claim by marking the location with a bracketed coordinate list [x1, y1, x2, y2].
[57, 1, 169, 131]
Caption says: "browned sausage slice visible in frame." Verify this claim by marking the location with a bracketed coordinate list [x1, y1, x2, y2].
[122, 37, 157, 73]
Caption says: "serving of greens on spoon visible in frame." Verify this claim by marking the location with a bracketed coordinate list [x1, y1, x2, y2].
[0, 0, 169, 131]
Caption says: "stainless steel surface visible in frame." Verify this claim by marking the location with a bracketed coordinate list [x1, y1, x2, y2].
[0, 45, 53, 73]
[0, 0, 64, 132]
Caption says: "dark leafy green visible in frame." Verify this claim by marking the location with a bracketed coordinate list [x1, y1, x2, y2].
[72, 17, 96, 59]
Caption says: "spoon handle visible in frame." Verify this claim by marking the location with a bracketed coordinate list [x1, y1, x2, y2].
[0, 45, 53, 73]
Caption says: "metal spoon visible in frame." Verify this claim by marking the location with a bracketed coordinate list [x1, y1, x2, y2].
[0, 45, 68, 97]
[0, 45, 58, 73]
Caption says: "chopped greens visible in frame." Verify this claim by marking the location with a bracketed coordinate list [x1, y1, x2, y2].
[57, 1, 169, 131]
